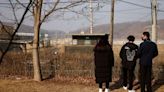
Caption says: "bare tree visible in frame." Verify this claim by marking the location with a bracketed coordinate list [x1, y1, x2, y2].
[31, 0, 86, 81]
[32, 0, 43, 81]
[1, 0, 87, 81]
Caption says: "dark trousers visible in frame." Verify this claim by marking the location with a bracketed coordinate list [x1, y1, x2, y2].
[122, 67, 135, 90]
[99, 82, 109, 88]
[140, 65, 152, 92]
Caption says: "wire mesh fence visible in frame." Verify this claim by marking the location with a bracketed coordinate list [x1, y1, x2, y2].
[0, 45, 163, 82]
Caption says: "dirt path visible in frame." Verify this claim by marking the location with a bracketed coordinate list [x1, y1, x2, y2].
[0, 79, 163, 92]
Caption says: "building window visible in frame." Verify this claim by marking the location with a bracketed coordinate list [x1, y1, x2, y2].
[84, 40, 91, 45]
[72, 39, 77, 45]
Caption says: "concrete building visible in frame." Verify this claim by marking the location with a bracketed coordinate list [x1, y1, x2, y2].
[0, 25, 50, 52]
[65, 33, 109, 53]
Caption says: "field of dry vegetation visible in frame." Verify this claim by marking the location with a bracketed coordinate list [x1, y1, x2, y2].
[0, 45, 163, 92]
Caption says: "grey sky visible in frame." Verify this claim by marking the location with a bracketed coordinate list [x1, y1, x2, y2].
[0, 0, 164, 32]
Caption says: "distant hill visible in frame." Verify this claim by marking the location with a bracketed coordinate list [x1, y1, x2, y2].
[70, 20, 164, 40]
[2, 22, 66, 39]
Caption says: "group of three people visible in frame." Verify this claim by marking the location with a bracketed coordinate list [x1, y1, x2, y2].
[94, 32, 158, 92]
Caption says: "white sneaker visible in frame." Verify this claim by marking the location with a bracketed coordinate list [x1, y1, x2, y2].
[99, 88, 103, 92]
[105, 89, 109, 92]
[123, 86, 127, 90]
[128, 90, 135, 92]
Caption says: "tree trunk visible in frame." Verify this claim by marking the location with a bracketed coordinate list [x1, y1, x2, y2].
[33, 0, 43, 81]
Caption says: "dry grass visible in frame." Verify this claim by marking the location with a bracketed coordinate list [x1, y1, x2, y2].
[0, 45, 164, 92]
[0, 79, 163, 92]
[0, 45, 163, 82]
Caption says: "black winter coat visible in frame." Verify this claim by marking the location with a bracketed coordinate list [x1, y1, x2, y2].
[94, 45, 114, 83]
[120, 42, 138, 69]
[138, 40, 158, 66]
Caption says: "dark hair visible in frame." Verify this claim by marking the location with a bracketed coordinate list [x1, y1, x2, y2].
[127, 35, 135, 41]
[97, 34, 109, 46]
[143, 32, 150, 39]
[104, 34, 108, 40]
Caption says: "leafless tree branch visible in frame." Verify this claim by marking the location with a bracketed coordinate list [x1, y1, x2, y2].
[40, 0, 60, 23]
[0, 0, 33, 64]
[66, 8, 90, 21]
[9, 0, 19, 24]
[0, 20, 12, 37]
[40, 0, 87, 24]
[15, 0, 33, 13]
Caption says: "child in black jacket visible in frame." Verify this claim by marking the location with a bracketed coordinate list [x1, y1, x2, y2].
[120, 35, 138, 92]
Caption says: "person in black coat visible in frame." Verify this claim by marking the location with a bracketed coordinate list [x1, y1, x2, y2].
[94, 34, 114, 92]
[138, 32, 158, 92]
[120, 35, 138, 92]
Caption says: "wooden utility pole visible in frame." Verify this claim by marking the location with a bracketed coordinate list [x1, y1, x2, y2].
[89, 0, 93, 34]
[151, 0, 157, 43]
[109, 0, 115, 47]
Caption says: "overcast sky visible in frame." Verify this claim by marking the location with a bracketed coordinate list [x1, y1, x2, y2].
[0, 0, 164, 32]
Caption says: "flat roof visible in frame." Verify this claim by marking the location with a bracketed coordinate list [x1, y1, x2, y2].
[72, 33, 109, 36]
[16, 32, 34, 36]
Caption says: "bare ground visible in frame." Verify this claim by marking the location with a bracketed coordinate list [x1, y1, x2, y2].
[0, 79, 163, 92]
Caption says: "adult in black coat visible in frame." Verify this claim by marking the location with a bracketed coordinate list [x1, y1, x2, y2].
[138, 32, 158, 92]
[94, 35, 114, 92]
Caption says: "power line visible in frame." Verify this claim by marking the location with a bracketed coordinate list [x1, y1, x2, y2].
[54, 7, 148, 13]
[0, 1, 105, 5]
[1, 0, 164, 13]
[118, 0, 164, 12]
[119, 0, 150, 9]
